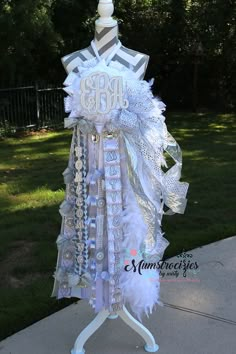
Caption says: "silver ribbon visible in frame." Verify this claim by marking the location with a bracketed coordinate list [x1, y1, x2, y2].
[115, 110, 189, 216]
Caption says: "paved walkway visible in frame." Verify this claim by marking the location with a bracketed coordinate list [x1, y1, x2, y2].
[0, 236, 236, 354]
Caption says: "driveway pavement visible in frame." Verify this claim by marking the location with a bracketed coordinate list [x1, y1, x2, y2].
[0, 236, 236, 354]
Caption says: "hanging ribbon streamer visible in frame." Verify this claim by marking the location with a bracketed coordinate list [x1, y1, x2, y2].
[103, 133, 123, 312]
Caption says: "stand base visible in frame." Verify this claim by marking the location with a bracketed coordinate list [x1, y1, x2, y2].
[144, 343, 159, 352]
[71, 349, 85, 354]
[108, 314, 118, 319]
[70, 305, 159, 354]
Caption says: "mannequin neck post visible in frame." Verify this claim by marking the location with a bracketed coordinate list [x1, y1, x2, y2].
[94, 22, 119, 58]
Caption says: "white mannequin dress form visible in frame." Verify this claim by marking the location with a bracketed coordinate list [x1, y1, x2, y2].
[66, 1, 159, 354]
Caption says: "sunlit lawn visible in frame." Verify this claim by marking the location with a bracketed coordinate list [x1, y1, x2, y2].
[162, 112, 236, 255]
[0, 130, 75, 340]
[0, 112, 235, 340]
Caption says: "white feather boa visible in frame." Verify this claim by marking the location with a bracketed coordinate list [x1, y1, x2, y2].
[119, 141, 163, 321]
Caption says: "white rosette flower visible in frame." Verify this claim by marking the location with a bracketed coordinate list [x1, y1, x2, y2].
[63, 58, 158, 133]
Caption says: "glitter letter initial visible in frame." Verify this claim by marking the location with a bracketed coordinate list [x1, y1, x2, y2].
[80, 72, 129, 114]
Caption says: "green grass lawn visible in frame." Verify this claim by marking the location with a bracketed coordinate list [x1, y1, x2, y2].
[0, 112, 235, 340]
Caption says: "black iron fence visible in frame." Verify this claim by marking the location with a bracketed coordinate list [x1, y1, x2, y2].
[0, 83, 65, 136]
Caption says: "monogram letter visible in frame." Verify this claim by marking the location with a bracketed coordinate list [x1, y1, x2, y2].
[80, 72, 129, 114]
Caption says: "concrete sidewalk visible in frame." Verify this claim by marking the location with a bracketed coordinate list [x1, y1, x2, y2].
[0, 236, 236, 354]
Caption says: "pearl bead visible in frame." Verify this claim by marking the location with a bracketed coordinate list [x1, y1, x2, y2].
[77, 242, 85, 252]
[76, 209, 84, 218]
[77, 255, 84, 264]
[75, 160, 83, 170]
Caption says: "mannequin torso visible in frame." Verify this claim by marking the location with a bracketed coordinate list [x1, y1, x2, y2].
[61, 24, 149, 80]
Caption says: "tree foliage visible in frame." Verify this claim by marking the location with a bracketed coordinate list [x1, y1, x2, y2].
[0, 0, 235, 110]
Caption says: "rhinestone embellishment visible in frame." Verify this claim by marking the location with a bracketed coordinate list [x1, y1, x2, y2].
[97, 198, 106, 208]
[63, 250, 73, 260]
[96, 251, 104, 261]
[75, 160, 83, 170]
[61, 281, 69, 289]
